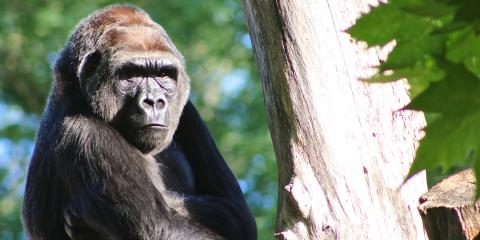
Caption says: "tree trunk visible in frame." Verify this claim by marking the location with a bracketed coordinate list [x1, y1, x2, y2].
[242, 1, 428, 239]
[419, 169, 480, 240]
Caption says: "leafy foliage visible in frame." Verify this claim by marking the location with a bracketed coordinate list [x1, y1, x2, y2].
[348, 0, 480, 190]
[0, 1, 276, 239]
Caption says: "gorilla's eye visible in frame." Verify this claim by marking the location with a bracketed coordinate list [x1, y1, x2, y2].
[117, 61, 178, 80]
[158, 65, 177, 80]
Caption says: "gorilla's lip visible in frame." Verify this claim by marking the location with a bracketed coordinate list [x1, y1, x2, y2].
[143, 123, 167, 129]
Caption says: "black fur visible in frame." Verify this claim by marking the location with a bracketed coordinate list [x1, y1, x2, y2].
[22, 5, 256, 240]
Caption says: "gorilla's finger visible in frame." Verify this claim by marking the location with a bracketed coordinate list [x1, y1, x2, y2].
[64, 222, 75, 239]
[64, 208, 75, 226]
[64, 208, 88, 229]
[65, 221, 102, 240]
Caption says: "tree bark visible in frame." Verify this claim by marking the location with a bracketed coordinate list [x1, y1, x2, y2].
[242, 1, 428, 239]
[419, 169, 480, 240]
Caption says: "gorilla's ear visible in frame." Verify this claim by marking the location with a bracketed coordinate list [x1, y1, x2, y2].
[77, 50, 101, 82]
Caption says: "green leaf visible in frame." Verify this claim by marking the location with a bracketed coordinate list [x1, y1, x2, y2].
[475, 158, 480, 197]
[401, 2, 456, 18]
[407, 60, 480, 113]
[463, 56, 480, 78]
[368, 66, 443, 98]
[453, 0, 480, 22]
[351, 0, 480, 194]
[404, 69, 445, 98]
[446, 27, 480, 63]
[406, 61, 480, 179]
[381, 36, 444, 70]
[409, 111, 480, 176]
[347, 3, 433, 46]
[366, 71, 407, 83]
[445, 26, 480, 77]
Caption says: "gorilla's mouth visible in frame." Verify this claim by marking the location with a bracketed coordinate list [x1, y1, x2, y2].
[144, 123, 167, 129]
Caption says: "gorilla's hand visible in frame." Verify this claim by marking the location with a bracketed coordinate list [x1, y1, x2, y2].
[64, 207, 105, 240]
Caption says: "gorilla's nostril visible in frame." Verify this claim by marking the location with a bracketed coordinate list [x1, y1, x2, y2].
[140, 94, 167, 111]
[143, 98, 155, 107]
[157, 98, 166, 109]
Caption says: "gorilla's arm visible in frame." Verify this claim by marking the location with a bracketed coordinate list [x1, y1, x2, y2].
[57, 115, 169, 240]
[62, 102, 256, 240]
[157, 143, 196, 194]
[174, 101, 257, 240]
[59, 114, 218, 240]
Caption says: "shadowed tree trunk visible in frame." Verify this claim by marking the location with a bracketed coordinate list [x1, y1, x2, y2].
[242, 1, 428, 239]
[419, 169, 480, 240]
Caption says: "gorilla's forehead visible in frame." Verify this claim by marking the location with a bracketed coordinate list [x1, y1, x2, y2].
[104, 25, 174, 54]
[86, 5, 155, 29]
[76, 5, 184, 62]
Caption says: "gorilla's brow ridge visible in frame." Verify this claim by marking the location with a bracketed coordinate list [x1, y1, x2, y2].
[116, 58, 178, 79]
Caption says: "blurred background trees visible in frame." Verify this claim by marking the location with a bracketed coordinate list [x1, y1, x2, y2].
[0, 1, 277, 239]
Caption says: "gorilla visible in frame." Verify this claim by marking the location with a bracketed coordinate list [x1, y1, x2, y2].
[22, 5, 256, 240]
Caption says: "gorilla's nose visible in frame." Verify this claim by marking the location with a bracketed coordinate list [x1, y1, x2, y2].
[138, 91, 167, 113]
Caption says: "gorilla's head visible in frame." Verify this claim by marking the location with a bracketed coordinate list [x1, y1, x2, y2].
[55, 5, 190, 153]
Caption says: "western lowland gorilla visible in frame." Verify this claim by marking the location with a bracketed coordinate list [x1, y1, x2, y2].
[22, 5, 256, 240]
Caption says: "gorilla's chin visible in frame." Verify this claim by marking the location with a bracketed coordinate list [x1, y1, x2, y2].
[127, 127, 174, 154]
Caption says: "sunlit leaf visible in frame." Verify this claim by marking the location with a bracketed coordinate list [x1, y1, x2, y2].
[350, 0, 480, 190]
[347, 3, 432, 46]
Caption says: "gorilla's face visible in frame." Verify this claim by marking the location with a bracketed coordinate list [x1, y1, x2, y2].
[77, 23, 190, 154]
